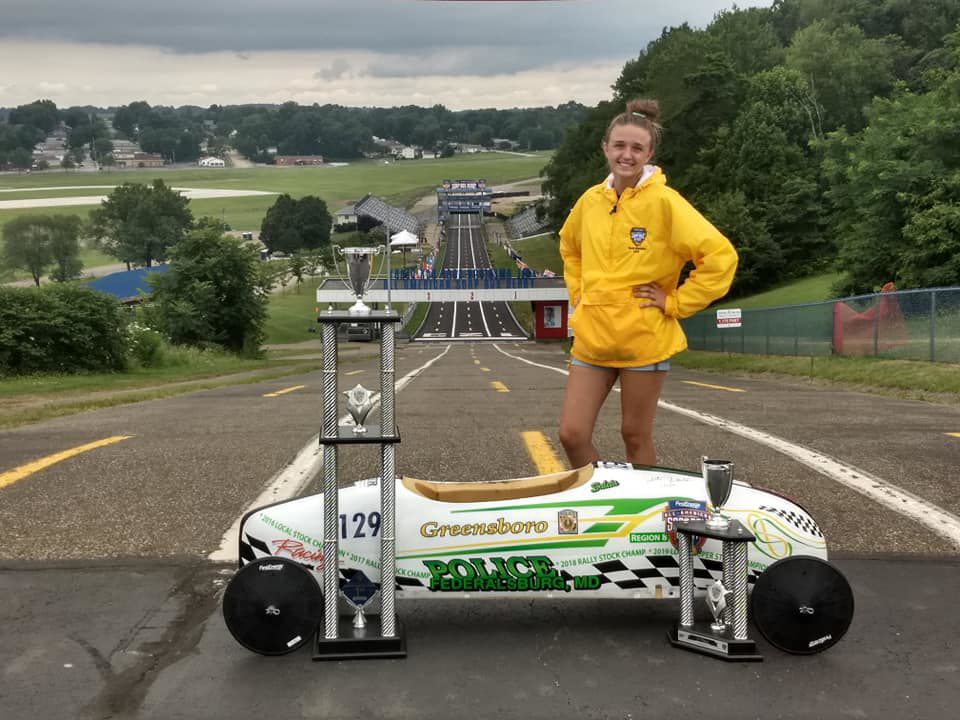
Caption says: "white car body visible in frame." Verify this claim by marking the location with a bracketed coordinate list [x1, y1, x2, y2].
[237, 461, 827, 601]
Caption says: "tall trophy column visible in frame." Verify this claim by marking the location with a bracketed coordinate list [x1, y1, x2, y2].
[379, 317, 398, 638]
[313, 245, 406, 660]
[320, 321, 340, 642]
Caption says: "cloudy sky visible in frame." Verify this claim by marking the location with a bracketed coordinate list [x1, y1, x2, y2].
[0, 0, 772, 110]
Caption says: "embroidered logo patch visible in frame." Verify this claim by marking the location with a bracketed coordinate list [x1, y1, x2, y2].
[630, 227, 647, 245]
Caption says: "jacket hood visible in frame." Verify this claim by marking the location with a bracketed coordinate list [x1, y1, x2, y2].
[603, 164, 664, 192]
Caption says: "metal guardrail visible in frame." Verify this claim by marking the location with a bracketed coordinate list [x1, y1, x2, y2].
[681, 286, 960, 364]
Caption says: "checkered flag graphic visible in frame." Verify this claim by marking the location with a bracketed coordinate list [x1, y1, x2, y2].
[758, 505, 824, 538]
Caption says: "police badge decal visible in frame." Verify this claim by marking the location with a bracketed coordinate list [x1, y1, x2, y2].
[629, 227, 647, 253]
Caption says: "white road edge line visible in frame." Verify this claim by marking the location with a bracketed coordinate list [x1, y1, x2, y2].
[493, 343, 960, 549]
[209, 344, 452, 561]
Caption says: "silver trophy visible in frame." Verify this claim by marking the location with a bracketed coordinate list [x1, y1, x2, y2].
[703, 457, 734, 529]
[706, 580, 731, 633]
[344, 384, 375, 434]
[334, 245, 384, 315]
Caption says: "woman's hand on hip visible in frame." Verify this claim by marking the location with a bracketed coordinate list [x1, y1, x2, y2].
[632, 283, 666, 311]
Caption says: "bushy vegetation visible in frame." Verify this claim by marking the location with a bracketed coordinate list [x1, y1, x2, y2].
[141, 222, 269, 356]
[0, 284, 128, 374]
[542, 0, 960, 297]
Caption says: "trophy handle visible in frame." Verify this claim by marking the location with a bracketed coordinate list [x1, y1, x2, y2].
[332, 245, 352, 293]
[372, 246, 387, 295]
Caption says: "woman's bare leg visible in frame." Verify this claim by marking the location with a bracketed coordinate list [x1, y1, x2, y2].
[618, 370, 667, 466]
[558, 365, 618, 468]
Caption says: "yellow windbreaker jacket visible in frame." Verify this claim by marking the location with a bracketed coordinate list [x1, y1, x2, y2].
[559, 167, 738, 367]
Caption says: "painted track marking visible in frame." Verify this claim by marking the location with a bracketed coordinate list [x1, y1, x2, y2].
[491, 381, 510, 393]
[263, 384, 306, 398]
[0, 435, 133, 490]
[494, 344, 960, 549]
[682, 380, 745, 393]
[210, 345, 451, 561]
[522, 431, 566, 474]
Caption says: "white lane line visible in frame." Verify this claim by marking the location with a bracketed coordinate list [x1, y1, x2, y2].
[209, 344, 452, 561]
[493, 344, 960, 549]
[468, 219, 492, 336]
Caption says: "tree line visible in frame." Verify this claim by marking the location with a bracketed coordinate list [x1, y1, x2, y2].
[1, 98, 587, 169]
[541, 0, 960, 297]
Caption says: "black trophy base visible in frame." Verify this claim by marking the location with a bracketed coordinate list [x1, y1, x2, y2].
[668, 623, 762, 662]
[313, 615, 407, 661]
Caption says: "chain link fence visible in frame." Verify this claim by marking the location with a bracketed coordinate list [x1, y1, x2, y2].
[681, 286, 960, 363]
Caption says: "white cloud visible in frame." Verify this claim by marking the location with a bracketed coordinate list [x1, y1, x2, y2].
[0, 42, 624, 109]
[0, 1, 774, 108]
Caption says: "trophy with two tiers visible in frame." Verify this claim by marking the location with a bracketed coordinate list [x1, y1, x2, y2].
[668, 458, 762, 661]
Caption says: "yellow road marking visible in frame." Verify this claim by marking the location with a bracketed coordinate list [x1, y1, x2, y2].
[345, 370, 363, 376]
[474, 360, 480, 365]
[947, 433, 960, 439]
[682, 380, 745, 393]
[263, 384, 306, 398]
[480, 367, 490, 372]
[0, 435, 133, 491]
[522, 431, 566, 475]
[491, 381, 509, 393]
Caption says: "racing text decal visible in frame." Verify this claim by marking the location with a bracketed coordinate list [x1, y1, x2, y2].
[423, 555, 600, 592]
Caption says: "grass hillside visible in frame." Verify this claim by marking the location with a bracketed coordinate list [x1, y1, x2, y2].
[716, 273, 843, 309]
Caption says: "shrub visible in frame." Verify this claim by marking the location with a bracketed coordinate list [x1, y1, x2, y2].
[0, 285, 128, 375]
[126, 321, 166, 368]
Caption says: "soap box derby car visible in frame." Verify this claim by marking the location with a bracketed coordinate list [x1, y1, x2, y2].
[223, 461, 854, 656]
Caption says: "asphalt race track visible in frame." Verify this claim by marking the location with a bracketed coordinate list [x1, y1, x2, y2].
[416, 213, 527, 341]
[1, 342, 958, 719]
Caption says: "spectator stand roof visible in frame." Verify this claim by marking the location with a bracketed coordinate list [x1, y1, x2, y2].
[505, 205, 549, 240]
[353, 194, 421, 235]
[88, 264, 170, 303]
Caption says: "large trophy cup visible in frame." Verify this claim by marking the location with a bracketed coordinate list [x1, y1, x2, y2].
[668, 458, 762, 661]
[334, 245, 384, 315]
[704, 458, 733, 529]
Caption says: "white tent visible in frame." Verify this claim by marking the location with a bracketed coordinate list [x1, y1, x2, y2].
[389, 229, 419, 247]
[390, 229, 419, 268]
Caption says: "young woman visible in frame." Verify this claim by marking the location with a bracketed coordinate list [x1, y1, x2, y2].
[558, 98, 738, 468]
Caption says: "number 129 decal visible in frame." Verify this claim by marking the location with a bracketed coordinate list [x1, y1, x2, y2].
[339, 512, 381, 539]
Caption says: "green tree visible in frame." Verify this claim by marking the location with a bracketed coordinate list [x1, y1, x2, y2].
[146, 221, 269, 354]
[702, 191, 785, 295]
[89, 180, 193, 267]
[9, 99, 60, 133]
[2, 215, 54, 286]
[785, 21, 902, 133]
[259, 194, 332, 255]
[823, 44, 960, 293]
[112, 100, 152, 138]
[46, 215, 84, 282]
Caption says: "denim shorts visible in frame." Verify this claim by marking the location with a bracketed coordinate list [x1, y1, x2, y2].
[570, 357, 671, 372]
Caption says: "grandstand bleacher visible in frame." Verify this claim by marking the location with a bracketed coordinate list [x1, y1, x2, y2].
[353, 195, 422, 235]
[505, 205, 549, 240]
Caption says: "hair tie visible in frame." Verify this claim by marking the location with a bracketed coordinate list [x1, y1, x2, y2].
[631, 111, 646, 119]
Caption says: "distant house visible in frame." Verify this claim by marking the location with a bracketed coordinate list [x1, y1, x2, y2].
[198, 156, 226, 168]
[334, 204, 358, 227]
[274, 155, 324, 166]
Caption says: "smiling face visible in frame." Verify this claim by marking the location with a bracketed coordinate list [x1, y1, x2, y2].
[602, 124, 654, 192]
